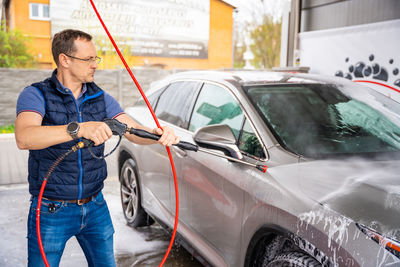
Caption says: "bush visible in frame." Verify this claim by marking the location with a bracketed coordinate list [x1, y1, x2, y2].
[0, 124, 15, 133]
[0, 24, 35, 68]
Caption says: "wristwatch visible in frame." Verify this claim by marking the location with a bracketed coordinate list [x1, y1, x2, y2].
[67, 121, 80, 139]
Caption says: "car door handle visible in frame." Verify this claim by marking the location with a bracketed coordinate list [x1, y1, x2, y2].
[173, 146, 187, 157]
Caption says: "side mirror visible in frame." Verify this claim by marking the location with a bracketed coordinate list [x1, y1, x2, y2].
[193, 124, 243, 159]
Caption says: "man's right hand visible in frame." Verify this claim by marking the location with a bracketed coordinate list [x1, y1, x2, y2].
[15, 112, 113, 150]
[78, 121, 113, 146]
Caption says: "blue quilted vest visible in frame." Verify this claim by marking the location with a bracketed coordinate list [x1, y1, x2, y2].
[28, 70, 108, 200]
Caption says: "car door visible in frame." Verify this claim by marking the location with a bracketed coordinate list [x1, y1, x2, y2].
[139, 81, 201, 222]
[179, 82, 262, 264]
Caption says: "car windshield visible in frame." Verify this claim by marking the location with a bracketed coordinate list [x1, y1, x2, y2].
[245, 83, 400, 158]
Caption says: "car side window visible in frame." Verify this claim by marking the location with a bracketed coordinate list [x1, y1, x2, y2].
[189, 83, 244, 140]
[155, 81, 200, 128]
[136, 86, 166, 109]
[238, 119, 265, 158]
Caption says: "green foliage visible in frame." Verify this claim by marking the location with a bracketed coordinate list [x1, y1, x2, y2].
[0, 124, 15, 133]
[249, 16, 282, 69]
[0, 24, 35, 68]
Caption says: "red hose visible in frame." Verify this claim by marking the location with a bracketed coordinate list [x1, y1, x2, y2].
[37, 148, 74, 266]
[37, 180, 50, 267]
[88, 1, 179, 266]
[36, 2, 179, 265]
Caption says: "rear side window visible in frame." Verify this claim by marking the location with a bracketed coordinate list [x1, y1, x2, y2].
[155, 81, 201, 128]
[189, 83, 245, 140]
[136, 86, 166, 109]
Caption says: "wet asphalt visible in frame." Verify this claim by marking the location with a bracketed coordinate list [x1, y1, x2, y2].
[0, 135, 203, 267]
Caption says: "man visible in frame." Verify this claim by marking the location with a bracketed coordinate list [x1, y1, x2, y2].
[15, 29, 179, 266]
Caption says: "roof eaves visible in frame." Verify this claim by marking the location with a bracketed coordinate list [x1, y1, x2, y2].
[219, 0, 237, 9]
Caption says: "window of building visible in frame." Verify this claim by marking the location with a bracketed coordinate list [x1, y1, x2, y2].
[29, 3, 50, 21]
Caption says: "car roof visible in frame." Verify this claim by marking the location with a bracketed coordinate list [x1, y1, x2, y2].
[151, 69, 354, 89]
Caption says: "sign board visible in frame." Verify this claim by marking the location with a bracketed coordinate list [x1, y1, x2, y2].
[299, 19, 400, 102]
[50, 0, 209, 58]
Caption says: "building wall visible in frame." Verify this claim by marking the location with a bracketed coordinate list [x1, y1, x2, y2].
[7, 0, 234, 70]
[9, 0, 52, 68]
[301, 0, 400, 32]
[298, 0, 400, 101]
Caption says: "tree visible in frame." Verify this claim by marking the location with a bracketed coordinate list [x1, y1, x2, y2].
[233, 0, 288, 69]
[0, 25, 35, 68]
[249, 15, 281, 69]
[233, 38, 246, 69]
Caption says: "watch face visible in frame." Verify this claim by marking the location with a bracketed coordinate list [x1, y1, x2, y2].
[67, 122, 79, 132]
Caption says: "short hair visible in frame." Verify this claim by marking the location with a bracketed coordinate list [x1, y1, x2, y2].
[52, 29, 92, 66]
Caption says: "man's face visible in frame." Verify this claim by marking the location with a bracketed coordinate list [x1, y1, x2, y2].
[68, 38, 98, 83]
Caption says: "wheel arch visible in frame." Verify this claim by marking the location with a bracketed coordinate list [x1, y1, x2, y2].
[244, 224, 334, 267]
[244, 225, 287, 267]
[118, 147, 136, 181]
[117, 147, 145, 204]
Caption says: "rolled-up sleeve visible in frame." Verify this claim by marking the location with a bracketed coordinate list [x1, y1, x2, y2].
[104, 92, 124, 119]
[16, 86, 45, 117]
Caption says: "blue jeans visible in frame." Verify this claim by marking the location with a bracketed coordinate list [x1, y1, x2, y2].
[27, 192, 115, 267]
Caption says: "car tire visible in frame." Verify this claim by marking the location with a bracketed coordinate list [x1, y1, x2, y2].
[120, 158, 154, 227]
[254, 236, 321, 267]
[265, 252, 321, 267]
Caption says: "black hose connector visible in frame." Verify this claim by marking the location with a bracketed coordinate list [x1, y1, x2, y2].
[129, 128, 198, 152]
[80, 138, 94, 148]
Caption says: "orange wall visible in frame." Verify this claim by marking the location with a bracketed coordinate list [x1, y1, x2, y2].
[10, 0, 233, 70]
[10, 0, 52, 68]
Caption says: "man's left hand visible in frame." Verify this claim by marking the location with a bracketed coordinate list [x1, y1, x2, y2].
[153, 126, 180, 147]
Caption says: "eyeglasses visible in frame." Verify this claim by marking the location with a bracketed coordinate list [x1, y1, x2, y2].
[64, 54, 102, 64]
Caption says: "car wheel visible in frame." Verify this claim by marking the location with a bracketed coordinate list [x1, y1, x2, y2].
[266, 252, 321, 266]
[255, 236, 321, 267]
[120, 158, 154, 227]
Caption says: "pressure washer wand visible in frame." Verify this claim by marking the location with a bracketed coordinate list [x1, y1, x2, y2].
[128, 127, 268, 173]
[128, 127, 198, 151]
[91, 119, 267, 172]
[196, 147, 268, 173]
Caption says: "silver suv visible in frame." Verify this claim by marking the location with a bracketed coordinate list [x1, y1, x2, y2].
[117, 71, 400, 266]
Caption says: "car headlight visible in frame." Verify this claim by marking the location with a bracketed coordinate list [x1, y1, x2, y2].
[356, 223, 400, 259]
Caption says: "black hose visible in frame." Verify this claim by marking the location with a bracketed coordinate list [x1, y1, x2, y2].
[43, 149, 74, 181]
[86, 136, 122, 159]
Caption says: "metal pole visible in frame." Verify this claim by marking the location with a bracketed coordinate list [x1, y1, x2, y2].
[117, 69, 123, 105]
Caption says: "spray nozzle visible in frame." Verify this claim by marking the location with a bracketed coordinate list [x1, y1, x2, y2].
[256, 165, 268, 173]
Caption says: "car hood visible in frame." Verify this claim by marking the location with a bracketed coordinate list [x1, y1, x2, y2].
[269, 159, 400, 238]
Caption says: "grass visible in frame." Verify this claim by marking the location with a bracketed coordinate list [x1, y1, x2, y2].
[0, 124, 15, 133]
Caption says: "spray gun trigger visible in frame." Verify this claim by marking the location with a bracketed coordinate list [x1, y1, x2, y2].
[103, 118, 127, 137]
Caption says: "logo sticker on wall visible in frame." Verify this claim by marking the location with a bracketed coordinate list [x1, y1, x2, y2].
[334, 54, 400, 90]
